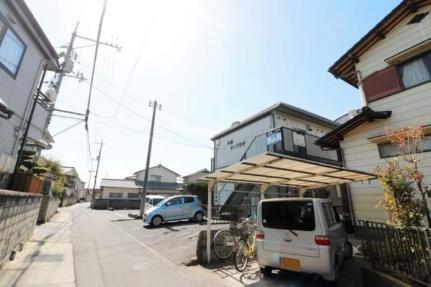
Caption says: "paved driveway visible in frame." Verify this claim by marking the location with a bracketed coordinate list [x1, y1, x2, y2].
[111, 209, 367, 287]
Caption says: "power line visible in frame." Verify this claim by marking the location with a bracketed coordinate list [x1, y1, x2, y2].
[112, 41, 146, 118]
[91, 85, 213, 149]
[52, 119, 84, 137]
[90, 118, 212, 150]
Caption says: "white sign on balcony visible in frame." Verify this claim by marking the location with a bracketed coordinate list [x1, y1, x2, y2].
[266, 130, 282, 146]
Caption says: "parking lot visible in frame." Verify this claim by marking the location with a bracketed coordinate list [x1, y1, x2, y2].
[110, 209, 367, 287]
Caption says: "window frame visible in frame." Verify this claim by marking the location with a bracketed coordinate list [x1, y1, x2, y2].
[261, 200, 316, 231]
[109, 192, 123, 199]
[0, 13, 27, 78]
[322, 203, 337, 228]
[396, 49, 431, 91]
[377, 135, 431, 159]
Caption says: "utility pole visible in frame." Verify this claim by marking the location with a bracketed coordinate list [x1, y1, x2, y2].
[54, 22, 80, 94]
[51, 1, 120, 119]
[86, 170, 93, 200]
[85, 0, 107, 131]
[91, 140, 104, 206]
[139, 101, 162, 217]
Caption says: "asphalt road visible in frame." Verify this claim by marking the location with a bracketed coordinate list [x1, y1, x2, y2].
[69, 203, 223, 287]
[68, 203, 366, 287]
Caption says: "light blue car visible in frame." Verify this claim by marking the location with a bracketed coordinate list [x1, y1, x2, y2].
[143, 195, 205, 227]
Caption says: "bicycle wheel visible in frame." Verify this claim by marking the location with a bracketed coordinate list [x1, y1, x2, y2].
[213, 229, 236, 260]
[234, 239, 249, 272]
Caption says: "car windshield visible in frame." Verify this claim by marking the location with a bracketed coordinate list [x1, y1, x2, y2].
[262, 200, 315, 231]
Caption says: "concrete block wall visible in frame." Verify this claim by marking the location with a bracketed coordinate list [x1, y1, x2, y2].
[0, 189, 42, 270]
[37, 195, 60, 224]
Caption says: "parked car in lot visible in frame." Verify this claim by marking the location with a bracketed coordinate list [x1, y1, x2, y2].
[256, 198, 351, 284]
[145, 195, 165, 209]
[143, 195, 205, 227]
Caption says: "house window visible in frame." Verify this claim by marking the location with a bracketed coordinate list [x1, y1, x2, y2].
[150, 175, 161, 182]
[398, 51, 431, 89]
[293, 131, 306, 155]
[378, 136, 431, 158]
[127, 193, 139, 198]
[109, 192, 123, 198]
[0, 24, 26, 77]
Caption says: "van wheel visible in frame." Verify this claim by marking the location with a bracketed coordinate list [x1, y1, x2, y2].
[260, 267, 272, 276]
[344, 241, 353, 259]
[328, 258, 340, 287]
[194, 211, 204, 222]
[151, 215, 163, 227]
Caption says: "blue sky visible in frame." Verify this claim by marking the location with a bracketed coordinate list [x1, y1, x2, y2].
[26, 0, 399, 185]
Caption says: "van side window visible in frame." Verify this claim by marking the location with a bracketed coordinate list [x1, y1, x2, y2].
[322, 203, 337, 228]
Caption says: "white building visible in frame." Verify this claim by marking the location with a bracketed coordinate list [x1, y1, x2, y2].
[0, 0, 59, 188]
[100, 164, 181, 200]
[211, 102, 348, 214]
[317, 0, 431, 222]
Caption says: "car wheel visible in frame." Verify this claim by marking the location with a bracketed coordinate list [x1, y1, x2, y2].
[194, 211, 204, 222]
[151, 215, 163, 227]
[260, 267, 272, 277]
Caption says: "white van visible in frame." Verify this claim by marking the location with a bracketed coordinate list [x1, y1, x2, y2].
[256, 198, 351, 284]
[145, 195, 165, 209]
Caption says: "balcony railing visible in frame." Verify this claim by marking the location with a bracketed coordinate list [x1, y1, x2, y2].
[241, 127, 341, 165]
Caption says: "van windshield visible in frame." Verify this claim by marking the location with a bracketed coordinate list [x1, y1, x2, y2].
[261, 200, 315, 231]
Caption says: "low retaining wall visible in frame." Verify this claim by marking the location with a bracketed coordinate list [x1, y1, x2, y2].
[37, 196, 60, 224]
[0, 189, 42, 270]
[92, 199, 141, 209]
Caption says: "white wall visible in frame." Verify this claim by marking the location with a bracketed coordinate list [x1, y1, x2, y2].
[343, 6, 431, 222]
[273, 111, 332, 137]
[214, 115, 273, 169]
[101, 186, 137, 199]
[135, 165, 178, 183]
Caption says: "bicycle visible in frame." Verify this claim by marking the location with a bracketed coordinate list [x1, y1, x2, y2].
[213, 221, 240, 260]
[212, 218, 257, 272]
[233, 218, 256, 272]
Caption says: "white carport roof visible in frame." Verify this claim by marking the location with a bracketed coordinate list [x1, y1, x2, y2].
[203, 152, 376, 189]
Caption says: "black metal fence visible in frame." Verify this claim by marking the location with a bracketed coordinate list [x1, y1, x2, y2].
[358, 220, 431, 286]
[204, 204, 258, 224]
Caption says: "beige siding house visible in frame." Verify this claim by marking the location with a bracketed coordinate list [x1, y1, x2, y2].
[317, 0, 431, 222]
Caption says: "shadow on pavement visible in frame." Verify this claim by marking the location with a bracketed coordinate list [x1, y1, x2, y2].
[143, 220, 201, 230]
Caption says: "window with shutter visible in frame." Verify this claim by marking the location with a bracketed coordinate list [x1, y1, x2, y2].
[362, 66, 403, 103]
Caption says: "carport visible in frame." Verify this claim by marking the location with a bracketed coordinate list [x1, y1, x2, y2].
[203, 152, 376, 263]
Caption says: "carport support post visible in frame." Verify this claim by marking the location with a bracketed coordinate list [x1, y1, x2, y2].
[260, 183, 269, 201]
[206, 180, 215, 264]
[335, 184, 342, 198]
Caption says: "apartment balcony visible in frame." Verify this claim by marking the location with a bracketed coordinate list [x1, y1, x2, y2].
[241, 127, 342, 166]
